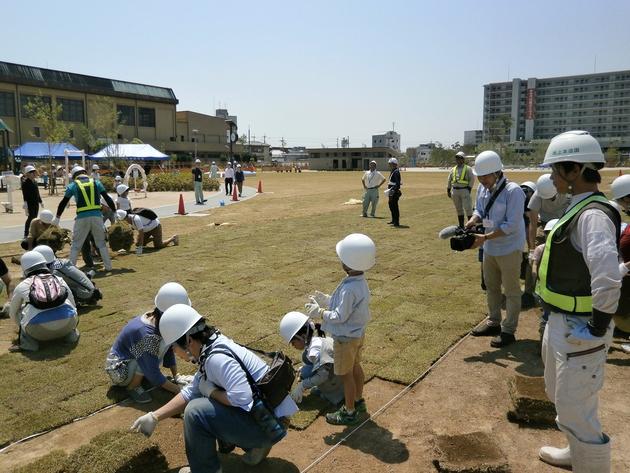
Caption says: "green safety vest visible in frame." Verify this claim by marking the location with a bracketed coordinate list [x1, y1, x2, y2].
[536, 194, 619, 314]
[75, 178, 101, 213]
[451, 165, 470, 186]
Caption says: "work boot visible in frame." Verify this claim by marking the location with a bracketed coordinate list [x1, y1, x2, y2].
[242, 445, 272, 466]
[521, 292, 536, 310]
[490, 332, 516, 348]
[471, 322, 501, 337]
[569, 432, 611, 473]
[539, 445, 571, 467]
[457, 215, 465, 228]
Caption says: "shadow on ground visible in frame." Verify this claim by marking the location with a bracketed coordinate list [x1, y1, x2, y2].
[463, 338, 544, 376]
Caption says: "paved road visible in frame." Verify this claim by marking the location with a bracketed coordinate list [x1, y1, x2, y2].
[0, 186, 257, 244]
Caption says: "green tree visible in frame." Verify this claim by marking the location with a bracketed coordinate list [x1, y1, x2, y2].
[79, 97, 121, 153]
[24, 95, 71, 195]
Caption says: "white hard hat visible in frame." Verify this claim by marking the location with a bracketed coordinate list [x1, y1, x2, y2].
[116, 184, 130, 196]
[473, 151, 503, 176]
[71, 166, 86, 177]
[33, 245, 56, 264]
[236, 164, 241, 168]
[544, 219, 559, 232]
[336, 233, 376, 271]
[154, 282, 191, 314]
[92, 164, 100, 170]
[195, 159, 201, 164]
[21, 251, 47, 276]
[39, 209, 54, 224]
[116, 209, 128, 220]
[279, 311, 309, 344]
[388, 157, 398, 165]
[535, 174, 557, 200]
[543, 130, 605, 167]
[159, 303, 203, 346]
[455, 151, 466, 159]
[611, 174, 630, 200]
[24, 165, 36, 173]
[520, 181, 537, 192]
[212, 161, 216, 164]
[227, 162, 232, 166]
[608, 200, 623, 215]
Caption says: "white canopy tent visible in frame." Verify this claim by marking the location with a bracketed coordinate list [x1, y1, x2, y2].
[90, 144, 169, 161]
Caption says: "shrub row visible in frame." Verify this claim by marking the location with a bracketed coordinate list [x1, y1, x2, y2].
[147, 172, 220, 192]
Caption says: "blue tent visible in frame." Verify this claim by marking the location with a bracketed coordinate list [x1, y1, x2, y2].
[13, 142, 80, 160]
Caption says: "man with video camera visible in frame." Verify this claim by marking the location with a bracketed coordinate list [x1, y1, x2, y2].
[464, 151, 526, 348]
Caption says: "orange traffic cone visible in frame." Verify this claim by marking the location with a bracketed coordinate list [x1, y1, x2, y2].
[231, 184, 239, 201]
[177, 193, 187, 215]
[257, 180, 263, 193]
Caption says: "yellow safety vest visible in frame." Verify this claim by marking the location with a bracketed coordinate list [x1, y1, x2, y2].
[451, 165, 470, 186]
[536, 194, 615, 314]
[75, 178, 101, 213]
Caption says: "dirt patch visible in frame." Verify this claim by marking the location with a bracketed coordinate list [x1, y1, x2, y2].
[507, 375, 556, 426]
[432, 431, 510, 473]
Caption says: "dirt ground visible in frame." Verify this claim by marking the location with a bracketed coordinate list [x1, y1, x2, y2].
[3, 307, 629, 473]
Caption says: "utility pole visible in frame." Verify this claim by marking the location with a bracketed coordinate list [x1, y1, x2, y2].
[336, 137, 339, 148]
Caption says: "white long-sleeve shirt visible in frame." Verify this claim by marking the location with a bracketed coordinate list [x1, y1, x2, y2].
[321, 274, 371, 338]
[224, 168, 235, 179]
[568, 192, 622, 314]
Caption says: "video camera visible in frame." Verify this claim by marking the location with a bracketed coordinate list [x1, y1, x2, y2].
[438, 225, 484, 252]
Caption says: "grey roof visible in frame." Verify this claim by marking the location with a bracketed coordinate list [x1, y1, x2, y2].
[0, 61, 178, 105]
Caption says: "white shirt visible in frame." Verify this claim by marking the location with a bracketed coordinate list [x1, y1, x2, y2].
[567, 192, 622, 314]
[10, 275, 76, 328]
[224, 168, 235, 179]
[131, 215, 160, 232]
[362, 170, 385, 189]
[117, 196, 132, 211]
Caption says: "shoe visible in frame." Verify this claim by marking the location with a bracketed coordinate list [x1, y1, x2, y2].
[471, 323, 501, 336]
[387, 221, 394, 225]
[203, 199, 208, 202]
[217, 439, 236, 454]
[360, 214, 368, 217]
[539, 445, 571, 467]
[621, 343, 630, 354]
[521, 292, 536, 310]
[242, 445, 272, 466]
[127, 386, 152, 404]
[370, 215, 376, 218]
[392, 223, 401, 227]
[86, 270, 96, 280]
[8, 344, 22, 353]
[326, 406, 360, 426]
[490, 332, 516, 348]
[173, 235, 179, 246]
[355, 398, 367, 414]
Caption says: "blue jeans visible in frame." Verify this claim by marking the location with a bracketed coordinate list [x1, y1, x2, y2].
[183, 397, 271, 473]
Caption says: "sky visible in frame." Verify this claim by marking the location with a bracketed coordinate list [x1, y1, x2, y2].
[4, 0, 630, 150]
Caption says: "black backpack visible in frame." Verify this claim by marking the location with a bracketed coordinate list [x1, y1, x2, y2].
[131, 207, 158, 220]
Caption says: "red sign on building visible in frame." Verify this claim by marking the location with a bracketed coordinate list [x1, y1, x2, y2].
[526, 89, 536, 120]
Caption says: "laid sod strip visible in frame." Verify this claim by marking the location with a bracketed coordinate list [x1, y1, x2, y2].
[11, 429, 169, 473]
[0, 173, 487, 446]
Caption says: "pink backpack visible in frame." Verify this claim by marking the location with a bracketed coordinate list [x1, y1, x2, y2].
[29, 274, 68, 309]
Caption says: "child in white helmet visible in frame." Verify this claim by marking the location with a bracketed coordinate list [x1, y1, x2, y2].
[116, 184, 132, 212]
[279, 311, 344, 406]
[305, 233, 375, 425]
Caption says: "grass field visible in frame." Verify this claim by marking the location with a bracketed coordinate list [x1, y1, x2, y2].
[0, 169, 622, 448]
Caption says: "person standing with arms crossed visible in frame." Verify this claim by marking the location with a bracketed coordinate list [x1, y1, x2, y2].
[361, 160, 385, 218]
[447, 151, 475, 228]
[385, 158, 402, 227]
[535, 131, 621, 472]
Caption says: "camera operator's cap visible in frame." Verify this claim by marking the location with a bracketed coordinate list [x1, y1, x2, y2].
[24, 165, 36, 173]
[388, 157, 398, 165]
[543, 130, 604, 168]
[472, 151, 503, 176]
[455, 151, 466, 159]
[544, 219, 559, 232]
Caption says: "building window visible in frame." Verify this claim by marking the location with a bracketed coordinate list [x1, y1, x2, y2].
[117, 105, 136, 126]
[58, 98, 85, 123]
[20, 94, 51, 118]
[0, 91, 15, 117]
[138, 107, 156, 127]
[33, 126, 40, 137]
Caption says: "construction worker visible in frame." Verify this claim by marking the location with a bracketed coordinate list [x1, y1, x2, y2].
[446, 151, 475, 227]
[192, 159, 205, 205]
[8, 251, 78, 352]
[21, 165, 42, 239]
[535, 131, 621, 472]
[279, 311, 344, 406]
[54, 166, 116, 271]
[91, 164, 100, 181]
[116, 210, 178, 255]
[106, 282, 192, 403]
[361, 160, 386, 218]
[385, 157, 402, 227]
[466, 151, 526, 348]
[305, 233, 375, 425]
[224, 162, 234, 196]
[210, 161, 219, 179]
[33, 245, 102, 306]
[130, 304, 298, 473]
[21, 209, 55, 250]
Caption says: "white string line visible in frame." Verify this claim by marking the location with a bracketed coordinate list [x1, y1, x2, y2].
[299, 331, 472, 473]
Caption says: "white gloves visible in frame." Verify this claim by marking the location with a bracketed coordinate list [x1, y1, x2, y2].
[173, 374, 194, 386]
[305, 297, 323, 319]
[130, 412, 158, 437]
[290, 382, 305, 404]
[136, 246, 143, 255]
[52, 216, 60, 226]
[312, 290, 331, 308]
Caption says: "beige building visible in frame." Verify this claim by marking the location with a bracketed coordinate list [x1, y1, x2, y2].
[307, 147, 400, 170]
[0, 61, 179, 154]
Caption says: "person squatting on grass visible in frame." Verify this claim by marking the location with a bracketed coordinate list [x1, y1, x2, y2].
[131, 304, 298, 473]
[8, 251, 78, 352]
[21, 209, 55, 250]
[116, 209, 178, 255]
[279, 311, 344, 407]
[535, 131, 621, 472]
[106, 283, 193, 404]
[466, 150, 526, 348]
[304, 233, 375, 425]
[54, 166, 116, 272]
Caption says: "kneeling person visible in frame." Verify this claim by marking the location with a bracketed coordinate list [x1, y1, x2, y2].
[117, 209, 178, 255]
[8, 251, 78, 352]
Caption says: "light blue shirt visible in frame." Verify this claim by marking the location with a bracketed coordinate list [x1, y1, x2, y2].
[473, 177, 526, 257]
[321, 274, 371, 338]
